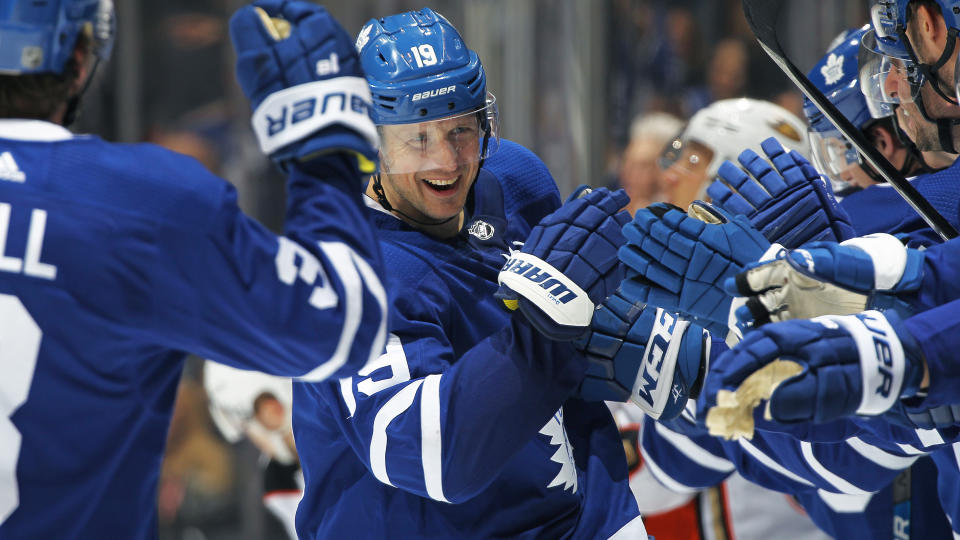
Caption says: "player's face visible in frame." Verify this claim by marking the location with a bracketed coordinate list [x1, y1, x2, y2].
[378, 114, 484, 222]
[661, 140, 713, 208]
[896, 100, 945, 151]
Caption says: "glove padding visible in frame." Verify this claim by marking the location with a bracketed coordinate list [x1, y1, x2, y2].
[701, 310, 925, 440]
[619, 200, 777, 335]
[727, 233, 924, 331]
[575, 289, 709, 420]
[708, 138, 856, 248]
[498, 187, 630, 341]
[230, 0, 378, 170]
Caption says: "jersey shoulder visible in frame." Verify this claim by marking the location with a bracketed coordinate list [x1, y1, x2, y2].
[45, 137, 230, 230]
[483, 139, 561, 221]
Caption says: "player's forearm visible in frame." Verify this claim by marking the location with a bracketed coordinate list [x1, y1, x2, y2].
[902, 299, 960, 411]
[284, 155, 381, 263]
[904, 236, 960, 310]
[435, 315, 586, 501]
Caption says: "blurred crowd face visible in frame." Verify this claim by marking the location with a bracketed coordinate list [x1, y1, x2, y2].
[620, 136, 667, 214]
[708, 39, 747, 100]
[662, 140, 713, 208]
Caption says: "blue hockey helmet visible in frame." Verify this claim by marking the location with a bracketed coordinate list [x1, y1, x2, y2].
[805, 26, 893, 181]
[869, 0, 960, 105]
[356, 8, 499, 175]
[0, 0, 114, 75]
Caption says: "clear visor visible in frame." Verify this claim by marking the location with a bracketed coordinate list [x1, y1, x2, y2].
[378, 92, 500, 175]
[807, 128, 860, 179]
[859, 33, 922, 105]
[658, 135, 714, 177]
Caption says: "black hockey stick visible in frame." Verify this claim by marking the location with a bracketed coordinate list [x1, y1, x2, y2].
[741, 0, 959, 240]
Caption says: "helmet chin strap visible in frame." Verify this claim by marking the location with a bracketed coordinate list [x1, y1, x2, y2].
[62, 58, 101, 127]
[371, 173, 460, 227]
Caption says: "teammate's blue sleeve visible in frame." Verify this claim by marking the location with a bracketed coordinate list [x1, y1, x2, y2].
[902, 299, 960, 410]
[144, 153, 387, 381]
[320, 277, 586, 503]
[903, 236, 960, 310]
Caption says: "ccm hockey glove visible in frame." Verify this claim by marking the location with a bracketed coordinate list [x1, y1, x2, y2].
[576, 289, 710, 420]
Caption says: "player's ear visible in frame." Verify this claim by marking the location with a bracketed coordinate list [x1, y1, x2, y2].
[909, 3, 948, 57]
[67, 43, 94, 96]
[868, 124, 896, 159]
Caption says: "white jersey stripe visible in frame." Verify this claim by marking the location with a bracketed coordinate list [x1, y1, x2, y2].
[339, 377, 356, 417]
[896, 443, 926, 455]
[349, 250, 388, 369]
[654, 422, 735, 473]
[638, 445, 699, 494]
[801, 442, 870, 495]
[846, 437, 918, 470]
[301, 242, 365, 382]
[738, 438, 816, 488]
[817, 489, 873, 513]
[370, 380, 423, 487]
[916, 428, 945, 448]
[421, 374, 448, 503]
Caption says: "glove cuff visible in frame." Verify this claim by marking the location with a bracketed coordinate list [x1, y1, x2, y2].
[251, 77, 379, 160]
[814, 310, 909, 415]
[839, 233, 923, 291]
[499, 251, 594, 330]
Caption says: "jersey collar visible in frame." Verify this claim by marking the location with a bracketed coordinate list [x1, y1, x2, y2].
[0, 119, 73, 141]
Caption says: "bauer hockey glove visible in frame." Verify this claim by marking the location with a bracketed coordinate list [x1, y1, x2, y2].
[727, 233, 924, 331]
[231, 0, 378, 173]
[619, 200, 780, 336]
[701, 310, 926, 440]
[498, 187, 631, 341]
[575, 289, 710, 420]
[707, 138, 856, 248]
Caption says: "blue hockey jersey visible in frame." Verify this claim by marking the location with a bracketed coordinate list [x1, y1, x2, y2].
[0, 120, 387, 538]
[839, 160, 960, 248]
[291, 140, 646, 539]
[641, 410, 954, 539]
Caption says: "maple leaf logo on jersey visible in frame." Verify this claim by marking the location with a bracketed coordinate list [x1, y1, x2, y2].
[539, 409, 578, 492]
[821, 53, 844, 86]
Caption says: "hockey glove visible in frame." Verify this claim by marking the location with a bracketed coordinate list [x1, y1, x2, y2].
[619, 200, 779, 336]
[701, 310, 926, 440]
[498, 187, 631, 341]
[575, 289, 710, 420]
[727, 233, 924, 331]
[707, 138, 856, 248]
[230, 0, 378, 172]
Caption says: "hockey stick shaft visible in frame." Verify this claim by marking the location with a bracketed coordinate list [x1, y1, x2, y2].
[742, 0, 959, 240]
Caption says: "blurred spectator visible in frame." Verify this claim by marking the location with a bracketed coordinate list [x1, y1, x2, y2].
[616, 112, 685, 214]
[684, 37, 748, 116]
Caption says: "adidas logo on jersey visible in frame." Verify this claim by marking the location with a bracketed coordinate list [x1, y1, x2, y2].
[0, 152, 25, 183]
